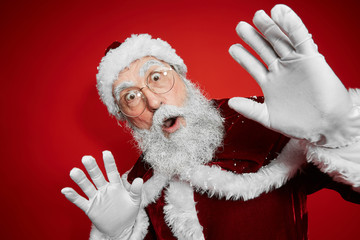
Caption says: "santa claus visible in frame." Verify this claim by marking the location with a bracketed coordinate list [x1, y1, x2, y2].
[62, 4, 360, 240]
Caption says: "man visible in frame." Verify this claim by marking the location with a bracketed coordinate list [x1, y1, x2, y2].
[62, 4, 360, 240]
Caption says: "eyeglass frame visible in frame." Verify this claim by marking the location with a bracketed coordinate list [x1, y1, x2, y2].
[114, 67, 176, 118]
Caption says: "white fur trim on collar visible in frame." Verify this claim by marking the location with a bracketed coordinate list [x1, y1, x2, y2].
[180, 139, 306, 201]
[164, 181, 205, 240]
[140, 140, 305, 205]
[96, 34, 187, 118]
[141, 173, 170, 207]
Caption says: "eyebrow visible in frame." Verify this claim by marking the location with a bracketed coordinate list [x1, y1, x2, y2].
[139, 59, 165, 77]
[113, 81, 135, 102]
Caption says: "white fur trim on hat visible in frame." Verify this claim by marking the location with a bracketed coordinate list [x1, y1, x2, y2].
[96, 34, 187, 118]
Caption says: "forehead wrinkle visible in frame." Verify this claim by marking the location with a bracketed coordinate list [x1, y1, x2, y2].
[113, 81, 135, 102]
[139, 59, 165, 77]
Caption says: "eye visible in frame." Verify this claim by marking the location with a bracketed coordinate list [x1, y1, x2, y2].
[150, 72, 162, 82]
[124, 90, 139, 102]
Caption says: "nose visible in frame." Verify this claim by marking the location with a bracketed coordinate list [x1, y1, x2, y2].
[141, 88, 163, 112]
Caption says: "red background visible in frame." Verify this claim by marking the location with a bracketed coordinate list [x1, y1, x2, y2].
[1, 0, 359, 239]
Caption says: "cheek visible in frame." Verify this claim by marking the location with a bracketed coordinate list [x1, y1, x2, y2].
[129, 112, 153, 130]
[168, 81, 188, 106]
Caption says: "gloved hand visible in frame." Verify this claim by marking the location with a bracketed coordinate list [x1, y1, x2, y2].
[228, 4, 358, 146]
[61, 151, 143, 239]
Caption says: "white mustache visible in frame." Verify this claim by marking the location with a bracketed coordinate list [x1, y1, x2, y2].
[151, 104, 185, 129]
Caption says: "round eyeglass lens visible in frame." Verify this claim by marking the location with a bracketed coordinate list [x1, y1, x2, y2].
[147, 69, 175, 94]
[119, 89, 146, 117]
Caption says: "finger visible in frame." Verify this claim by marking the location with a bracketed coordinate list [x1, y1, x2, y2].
[103, 150, 121, 184]
[69, 168, 97, 199]
[271, 4, 317, 54]
[229, 44, 268, 85]
[82, 156, 108, 189]
[129, 178, 143, 204]
[121, 173, 131, 191]
[228, 97, 270, 128]
[253, 9, 294, 58]
[236, 21, 278, 66]
[61, 187, 89, 212]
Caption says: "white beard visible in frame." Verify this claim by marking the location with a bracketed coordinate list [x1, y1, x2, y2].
[130, 79, 225, 178]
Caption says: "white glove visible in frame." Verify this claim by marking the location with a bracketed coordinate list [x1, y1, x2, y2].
[61, 151, 143, 239]
[228, 4, 359, 147]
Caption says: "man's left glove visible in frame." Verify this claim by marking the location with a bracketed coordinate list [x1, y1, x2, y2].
[228, 4, 360, 147]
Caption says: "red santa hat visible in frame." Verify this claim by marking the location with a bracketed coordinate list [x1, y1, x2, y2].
[96, 34, 187, 119]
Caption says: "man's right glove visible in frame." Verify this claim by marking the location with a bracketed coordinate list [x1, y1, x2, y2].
[61, 151, 143, 239]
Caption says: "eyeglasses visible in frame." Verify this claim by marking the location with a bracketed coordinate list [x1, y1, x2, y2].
[116, 67, 175, 117]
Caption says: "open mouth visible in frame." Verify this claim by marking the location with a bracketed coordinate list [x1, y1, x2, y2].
[163, 117, 177, 128]
[162, 116, 183, 135]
